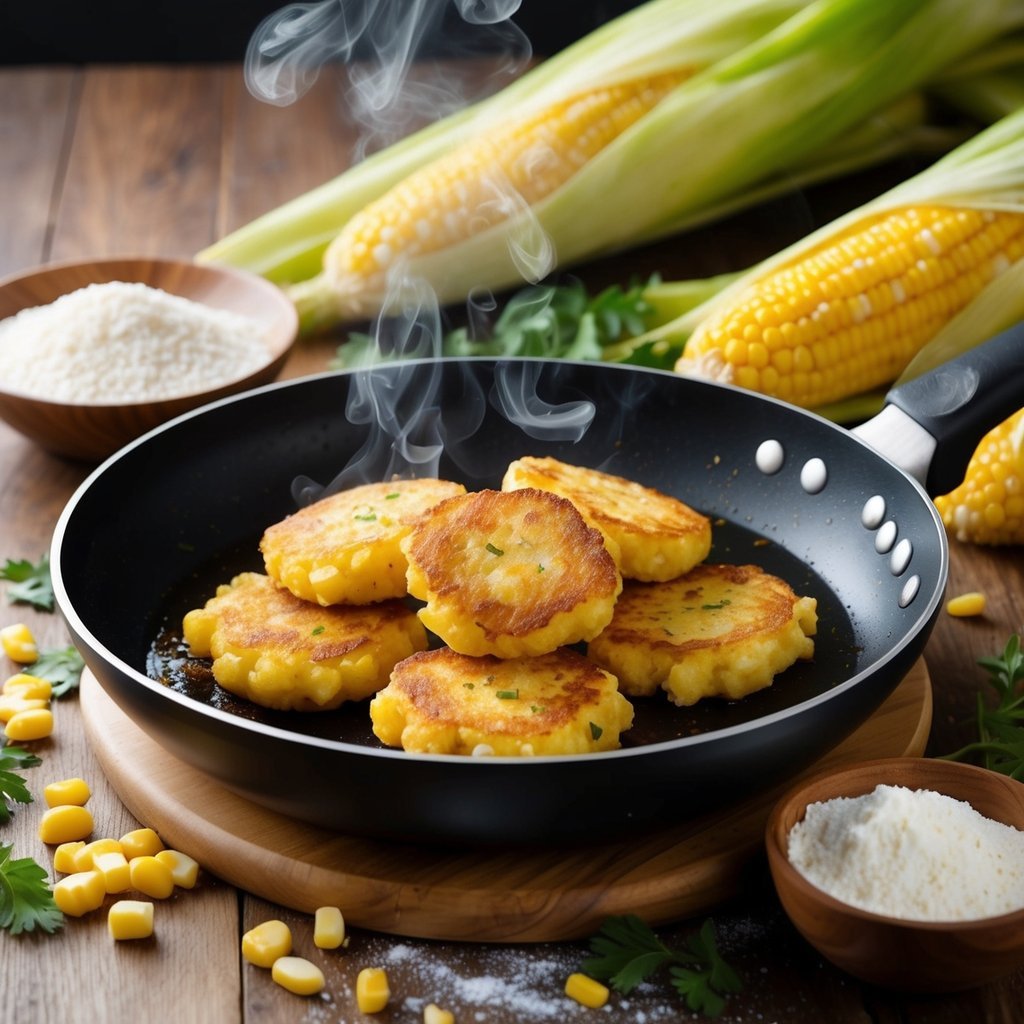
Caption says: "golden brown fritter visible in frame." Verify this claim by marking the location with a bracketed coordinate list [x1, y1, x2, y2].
[588, 563, 817, 706]
[182, 572, 427, 711]
[502, 455, 711, 581]
[401, 487, 622, 658]
[369, 647, 633, 755]
[260, 478, 466, 606]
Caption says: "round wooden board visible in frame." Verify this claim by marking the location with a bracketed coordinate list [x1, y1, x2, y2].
[80, 663, 931, 943]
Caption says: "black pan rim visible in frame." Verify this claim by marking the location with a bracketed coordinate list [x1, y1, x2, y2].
[51, 357, 950, 767]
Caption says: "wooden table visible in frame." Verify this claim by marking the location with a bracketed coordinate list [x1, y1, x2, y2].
[2, 63, 1023, 1024]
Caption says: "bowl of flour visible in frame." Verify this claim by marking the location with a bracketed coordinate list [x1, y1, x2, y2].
[765, 756, 1024, 992]
[0, 257, 298, 461]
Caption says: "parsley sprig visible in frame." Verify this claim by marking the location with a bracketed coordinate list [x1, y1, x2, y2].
[0, 842, 63, 935]
[942, 634, 1024, 778]
[333, 276, 661, 368]
[0, 555, 54, 611]
[581, 915, 741, 1018]
[0, 746, 41, 824]
[27, 646, 85, 698]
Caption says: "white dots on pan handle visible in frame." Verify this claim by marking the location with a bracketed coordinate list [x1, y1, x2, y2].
[861, 495, 886, 529]
[874, 520, 898, 554]
[800, 458, 828, 494]
[755, 439, 785, 475]
[890, 538, 913, 576]
[899, 575, 921, 608]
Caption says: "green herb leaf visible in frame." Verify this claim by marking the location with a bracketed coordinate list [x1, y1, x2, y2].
[589, 722, 603, 740]
[485, 543, 504, 557]
[0, 843, 63, 935]
[0, 747, 41, 824]
[311, 625, 326, 636]
[582, 915, 741, 1017]
[26, 646, 85, 698]
[0, 555, 53, 611]
[942, 634, 1024, 778]
[496, 689, 519, 700]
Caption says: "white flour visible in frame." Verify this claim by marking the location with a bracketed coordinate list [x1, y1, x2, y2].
[0, 281, 269, 402]
[787, 783, 1024, 921]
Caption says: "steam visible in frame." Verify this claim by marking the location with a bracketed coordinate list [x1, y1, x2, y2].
[246, 0, 530, 156]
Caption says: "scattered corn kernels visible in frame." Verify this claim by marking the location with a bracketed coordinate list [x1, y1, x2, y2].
[52, 841, 86, 874]
[72, 837, 123, 872]
[3, 673, 51, 699]
[424, 1004, 455, 1024]
[565, 973, 610, 1009]
[0, 694, 48, 723]
[356, 967, 390, 1014]
[155, 849, 199, 889]
[1, 623, 38, 664]
[271, 956, 326, 996]
[108, 900, 155, 940]
[128, 855, 175, 899]
[946, 591, 987, 617]
[38, 804, 93, 844]
[314, 905, 345, 949]
[52, 870, 105, 917]
[119, 827, 164, 859]
[94, 850, 131, 894]
[242, 919, 293, 967]
[44, 777, 91, 808]
[4, 707, 53, 741]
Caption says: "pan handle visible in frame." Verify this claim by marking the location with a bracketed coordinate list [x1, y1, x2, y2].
[852, 320, 1024, 497]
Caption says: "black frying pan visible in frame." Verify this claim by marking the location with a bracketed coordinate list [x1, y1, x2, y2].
[51, 327, 1024, 846]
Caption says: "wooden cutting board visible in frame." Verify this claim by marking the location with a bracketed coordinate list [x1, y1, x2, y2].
[80, 662, 931, 943]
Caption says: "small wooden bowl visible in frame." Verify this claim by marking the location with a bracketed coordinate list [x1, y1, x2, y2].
[0, 257, 298, 461]
[766, 757, 1024, 993]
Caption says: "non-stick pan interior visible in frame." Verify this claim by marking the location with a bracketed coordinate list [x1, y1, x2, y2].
[53, 359, 946, 844]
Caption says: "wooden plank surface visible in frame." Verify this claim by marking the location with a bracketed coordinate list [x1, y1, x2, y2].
[1, 62, 1023, 1024]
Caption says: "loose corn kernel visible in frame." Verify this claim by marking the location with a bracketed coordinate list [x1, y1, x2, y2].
[3, 673, 51, 699]
[271, 956, 326, 996]
[0, 693, 48, 723]
[52, 870, 105, 917]
[1, 623, 38, 664]
[565, 973, 610, 1009]
[946, 591, 987, 617]
[119, 827, 164, 859]
[128, 855, 175, 899]
[155, 849, 199, 889]
[424, 1004, 455, 1024]
[52, 841, 86, 874]
[38, 804, 93, 844]
[94, 851, 131, 894]
[108, 900, 154, 940]
[4, 707, 53, 741]
[313, 905, 345, 949]
[44, 777, 91, 808]
[356, 967, 390, 1014]
[72, 837, 123, 872]
[242, 919, 293, 967]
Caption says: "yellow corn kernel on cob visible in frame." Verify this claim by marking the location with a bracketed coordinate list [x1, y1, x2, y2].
[934, 407, 1024, 545]
[676, 205, 1024, 408]
[324, 71, 689, 293]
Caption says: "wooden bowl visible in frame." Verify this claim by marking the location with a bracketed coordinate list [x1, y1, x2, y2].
[0, 257, 298, 461]
[766, 757, 1024, 993]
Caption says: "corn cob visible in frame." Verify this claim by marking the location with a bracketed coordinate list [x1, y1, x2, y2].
[642, 107, 1024, 411]
[676, 205, 1024, 407]
[207, 0, 1024, 333]
[934, 408, 1024, 545]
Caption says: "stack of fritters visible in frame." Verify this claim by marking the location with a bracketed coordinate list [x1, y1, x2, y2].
[181, 456, 818, 756]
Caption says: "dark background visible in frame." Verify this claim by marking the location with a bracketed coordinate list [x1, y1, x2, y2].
[0, 2, 639, 64]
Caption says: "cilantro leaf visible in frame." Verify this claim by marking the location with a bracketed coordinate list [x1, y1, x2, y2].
[0, 843, 63, 935]
[26, 646, 85, 698]
[0, 555, 54, 611]
[0, 747, 41, 824]
[942, 634, 1024, 778]
[582, 915, 741, 1018]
